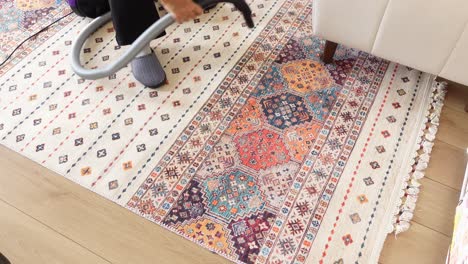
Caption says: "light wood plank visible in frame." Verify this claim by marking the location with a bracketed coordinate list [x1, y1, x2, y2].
[444, 82, 468, 113]
[379, 222, 451, 264]
[0, 200, 109, 264]
[0, 145, 228, 264]
[412, 178, 460, 236]
[425, 139, 467, 190]
[437, 106, 468, 150]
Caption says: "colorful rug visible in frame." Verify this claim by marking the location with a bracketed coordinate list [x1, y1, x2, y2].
[0, 0, 73, 75]
[0, 0, 446, 263]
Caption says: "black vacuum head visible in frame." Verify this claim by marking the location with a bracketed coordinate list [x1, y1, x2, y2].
[199, 0, 255, 28]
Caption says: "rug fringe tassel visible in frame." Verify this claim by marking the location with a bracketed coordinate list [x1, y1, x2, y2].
[391, 79, 447, 235]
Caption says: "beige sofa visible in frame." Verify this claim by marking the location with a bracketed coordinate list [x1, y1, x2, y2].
[312, 0, 468, 89]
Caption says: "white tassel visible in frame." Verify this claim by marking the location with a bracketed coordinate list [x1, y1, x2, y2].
[427, 125, 438, 135]
[415, 161, 428, 171]
[395, 222, 410, 234]
[404, 196, 418, 208]
[425, 133, 436, 141]
[422, 142, 434, 153]
[400, 211, 414, 222]
[419, 153, 431, 162]
[393, 79, 447, 235]
[413, 171, 425, 179]
[410, 179, 420, 187]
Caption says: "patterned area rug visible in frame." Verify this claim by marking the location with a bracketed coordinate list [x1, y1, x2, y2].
[0, 0, 73, 75]
[0, 0, 445, 263]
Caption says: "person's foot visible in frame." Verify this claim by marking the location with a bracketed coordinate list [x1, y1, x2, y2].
[131, 46, 166, 89]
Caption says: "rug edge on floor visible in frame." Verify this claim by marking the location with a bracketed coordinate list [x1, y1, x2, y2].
[370, 75, 447, 263]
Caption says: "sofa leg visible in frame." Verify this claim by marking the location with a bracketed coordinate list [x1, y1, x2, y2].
[322, 40, 338, 64]
[0, 253, 10, 264]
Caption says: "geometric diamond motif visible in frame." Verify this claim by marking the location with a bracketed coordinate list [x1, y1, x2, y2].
[81, 167, 92, 176]
[151, 182, 169, 198]
[136, 144, 146, 152]
[326, 58, 356, 86]
[203, 170, 265, 221]
[357, 194, 368, 204]
[381, 130, 391, 138]
[376, 145, 386, 153]
[252, 65, 285, 98]
[163, 180, 206, 225]
[33, 118, 42, 126]
[350, 213, 361, 224]
[108, 180, 119, 190]
[370, 161, 380, 169]
[161, 114, 170, 121]
[52, 127, 61, 135]
[397, 89, 406, 96]
[97, 149, 107, 158]
[278, 237, 296, 255]
[226, 98, 263, 135]
[363, 177, 374, 186]
[12, 108, 21, 116]
[235, 129, 290, 171]
[258, 163, 298, 209]
[149, 128, 158, 136]
[305, 86, 339, 122]
[124, 118, 133, 126]
[36, 144, 44, 152]
[75, 138, 83, 146]
[59, 155, 68, 164]
[49, 104, 57, 111]
[275, 38, 306, 64]
[16, 134, 25, 142]
[260, 92, 312, 130]
[122, 161, 133, 170]
[342, 234, 353, 246]
[284, 123, 321, 161]
[89, 122, 98, 130]
[281, 60, 331, 93]
[227, 211, 275, 264]
[177, 218, 232, 256]
[386, 116, 396, 123]
[287, 219, 304, 235]
[295, 201, 311, 217]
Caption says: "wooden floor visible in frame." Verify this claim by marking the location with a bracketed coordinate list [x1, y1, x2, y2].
[0, 83, 467, 264]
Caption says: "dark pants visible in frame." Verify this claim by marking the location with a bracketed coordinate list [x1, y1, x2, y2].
[83, 0, 163, 46]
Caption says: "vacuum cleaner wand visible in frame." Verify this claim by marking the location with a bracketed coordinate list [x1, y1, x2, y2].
[71, 0, 254, 80]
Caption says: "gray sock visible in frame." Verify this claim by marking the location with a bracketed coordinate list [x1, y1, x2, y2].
[137, 46, 152, 57]
[131, 45, 166, 88]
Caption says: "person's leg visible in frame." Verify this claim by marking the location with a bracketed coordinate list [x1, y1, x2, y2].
[109, 0, 166, 88]
[108, 0, 165, 45]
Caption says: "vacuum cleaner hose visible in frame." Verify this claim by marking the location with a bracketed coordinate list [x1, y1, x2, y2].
[71, 0, 254, 80]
